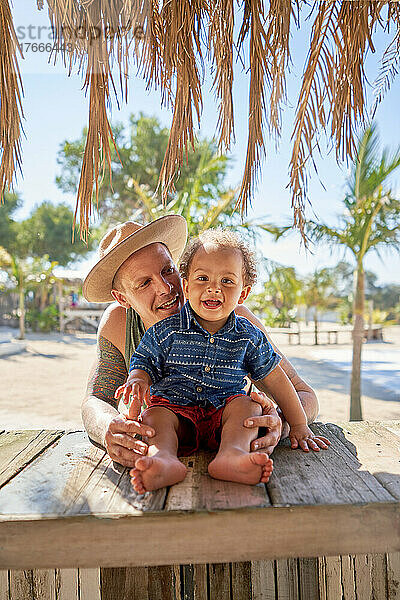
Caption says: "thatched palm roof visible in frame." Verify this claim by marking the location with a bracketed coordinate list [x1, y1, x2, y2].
[1, 1, 399, 240]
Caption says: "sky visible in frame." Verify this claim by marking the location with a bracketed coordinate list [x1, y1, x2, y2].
[7, 2, 400, 285]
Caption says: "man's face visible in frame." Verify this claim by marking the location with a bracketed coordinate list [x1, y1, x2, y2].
[112, 243, 184, 329]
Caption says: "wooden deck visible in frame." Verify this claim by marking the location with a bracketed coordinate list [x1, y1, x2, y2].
[0, 421, 400, 599]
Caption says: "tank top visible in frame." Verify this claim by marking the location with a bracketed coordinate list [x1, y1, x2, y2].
[124, 307, 146, 371]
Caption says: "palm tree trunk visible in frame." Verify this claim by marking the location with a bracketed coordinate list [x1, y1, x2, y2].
[350, 267, 364, 421]
[314, 309, 319, 345]
[18, 277, 25, 340]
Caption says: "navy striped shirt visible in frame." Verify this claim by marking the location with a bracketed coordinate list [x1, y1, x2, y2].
[129, 301, 281, 409]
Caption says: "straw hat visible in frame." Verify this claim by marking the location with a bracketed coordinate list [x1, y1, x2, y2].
[82, 215, 188, 302]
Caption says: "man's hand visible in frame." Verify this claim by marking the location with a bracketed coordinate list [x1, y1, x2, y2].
[245, 391, 283, 456]
[104, 413, 155, 468]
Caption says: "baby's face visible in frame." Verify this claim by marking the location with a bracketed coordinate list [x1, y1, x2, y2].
[182, 244, 251, 328]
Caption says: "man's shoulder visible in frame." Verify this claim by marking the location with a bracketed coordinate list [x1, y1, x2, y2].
[97, 302, 126, 353]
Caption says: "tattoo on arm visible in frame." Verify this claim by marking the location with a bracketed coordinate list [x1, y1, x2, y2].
[86, 336, 128, 407]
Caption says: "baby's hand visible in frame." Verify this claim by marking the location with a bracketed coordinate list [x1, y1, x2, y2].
[115, 375, 150, 420]
[289, 424, 330, 452]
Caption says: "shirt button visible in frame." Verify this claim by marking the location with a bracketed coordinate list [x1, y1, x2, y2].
[196, 386, 203, 392]
[210, 337, 215, 343]
[204, 366, 210, 372]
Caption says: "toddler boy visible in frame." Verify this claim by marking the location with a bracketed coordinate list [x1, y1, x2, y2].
[116, 229, 329, 493]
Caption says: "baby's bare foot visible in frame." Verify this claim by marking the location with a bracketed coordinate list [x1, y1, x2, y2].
[208, 450, 273, 485]
[130, 454, 187, 493]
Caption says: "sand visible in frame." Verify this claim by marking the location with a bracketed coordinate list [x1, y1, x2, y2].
[1, 327, 399, 430]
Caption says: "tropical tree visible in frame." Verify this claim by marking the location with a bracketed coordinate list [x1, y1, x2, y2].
[0, 248, 58, 339]
[19, 202, 94, 265]
[56, 113, 273, 240]
[302, 268, 337, 345]
[56, 115, 236, 233]
[0, 201, 92, 337]
[247, 262, 303, 327]
[308, 125, 400, 420]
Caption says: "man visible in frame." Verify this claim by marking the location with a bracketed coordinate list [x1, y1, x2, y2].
[82, 216, 323, 468]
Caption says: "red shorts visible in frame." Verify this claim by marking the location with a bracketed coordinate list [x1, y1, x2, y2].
[141, 395, 243, 456]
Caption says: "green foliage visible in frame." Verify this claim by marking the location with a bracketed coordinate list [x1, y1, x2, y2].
[308, 124, 400, 264]
[247, 262, 303, 327]
[25, 304, 59, 332]
[0, 192, 21, 252]
[302, 268, 338, 313]
[20, 202, 93, 266]
[55, 113, 271, 241]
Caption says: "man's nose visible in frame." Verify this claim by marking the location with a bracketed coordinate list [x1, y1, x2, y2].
[156, 275, 173, 294]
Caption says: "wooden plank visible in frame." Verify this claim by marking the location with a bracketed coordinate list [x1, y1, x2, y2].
[231, 562, 252, 600]
[66, 452, 166, 515]
[79, 568, 101, 600]
[125, 567, 149, 600]
[324, 556, 341, 600]
[298, 558, 318, 600]
[1, 502, 400, 568]
[340, 555, 355, 600]
[354, 554, 372, 600]
[267, 424, 393, 507]
[0, 571, 9, 600]
[100, 567, 150, 600]
[165, 452, 269, 511]
[317, 557, 326, 600]
[178, 564, 207, 600]
[275, 558, 299, 600]
[9, 570, 33, 600]
[0, 431, 104, 516]
[0, 430, 63, 488]
[387, 553, 400, 600]
[55, 569, 79, 600]
[251, 560, 276, 600]
[147, 566, 177, 600]
[208, 563, 230, 600]
[0, 431, 165, 517]
[32, 569, 56, 599]
[371, 553, 388, 600]
[192, 564, 207, 600]
[325, 422, 400, 500]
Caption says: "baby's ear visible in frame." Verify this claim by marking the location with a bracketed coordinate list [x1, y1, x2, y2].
[238, 285, 251, 304]
[182, 278, 189, 299]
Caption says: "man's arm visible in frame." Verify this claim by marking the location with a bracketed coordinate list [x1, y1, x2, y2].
[82, 304, 154, 467]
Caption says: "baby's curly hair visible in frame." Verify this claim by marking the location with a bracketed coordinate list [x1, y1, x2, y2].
[179, 228, 257, 287]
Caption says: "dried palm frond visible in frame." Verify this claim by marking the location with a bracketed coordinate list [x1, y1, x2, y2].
[289, 0, 340, 234]
[46, 0, 138, 238]
[372, 3, 400, 119]
[3, 1, 400, 241]
[236, 0, 269, 215]
[208, 0, 235, 151]
[332, 1, 383, 162]
[264, 0, 294, 139]
[0, 0, 24, 202]
[158, 0, 204, 201]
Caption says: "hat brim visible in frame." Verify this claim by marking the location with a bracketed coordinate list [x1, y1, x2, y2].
[82, 215, 188, 302]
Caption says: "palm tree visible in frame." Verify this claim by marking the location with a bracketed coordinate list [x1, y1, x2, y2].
[302, 269, 336, 345]
[0, 248, 58, 339]
[309, 125, 400, 420]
